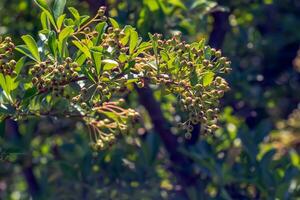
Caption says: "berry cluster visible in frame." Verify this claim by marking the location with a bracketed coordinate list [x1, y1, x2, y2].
[0, 5, 231, 150]
[286, 108, 300, 130]
[88, 100, 140, 150]
[131, 33, 231, 135]
[0, 37, 16, 76]
[30, 58, 79, 96]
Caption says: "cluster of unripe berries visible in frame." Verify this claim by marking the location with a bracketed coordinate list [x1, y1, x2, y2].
[1, 6, 231, 150]
[87, 100, 140, 150]
[0, 37, 17, 77]
[178, 76, 230, 135]
[286, 108, 300, 130]
[127, 33, 231, 135]
[73, 18, 231, 137]
[30, 58, 79, 96]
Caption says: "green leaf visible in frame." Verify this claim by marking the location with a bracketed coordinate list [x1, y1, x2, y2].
[168, 0, 186, 10]
[190, 70, 198, 86]
[124, 60, 136, 72]
[35, 0, 57, 29]
[59, 26, 74, 42]
[118, 53, 127, 63]
[53, 0, 66, 19]
[15, 45, 39, 62]
[75, 53, 87, 67]
[133, 41, 151, 57]
[21, 35, 40, 62]
[82, 67, 96, 83]
[125, 78, 139, 85]
[144, 0, 159, 11]
[149, 33, 158, 57]
[101, 111, 124, 123]
[64, 19, 75, 26]
[80, 16, 90, 26]
[5, 76, 18, 93]
[41, 11, 49, 30]
[68, 7, 80, 20]
[56, 14, 66, 30]
[15, 57, 26, 75]
[72, 41, 91, 58]
[160, 50, 169, 62]
[35, 0, 51, 12]
[202, 71, 215, 86]
[109, 18, 119, 28]
[102, 59, 118, 71]
[0, 74, 7, 93]
[129, 29, 139, 54]
[120, 26, 132, 46]
[290, 150, 300, 167]
[94, 22, 107, 45]
[90, 47, 103, 75]
[48, 31, 57, 57]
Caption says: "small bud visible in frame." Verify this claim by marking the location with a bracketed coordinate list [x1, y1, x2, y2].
[32, 77, 38, 84]
[203, 59, 209, 66]
[65, 57, 72, 63]
[4, 37, 12, 42]
[215, 50, 222, 58]
[81, 102, 87, 108]
[84, 27, 91, 33]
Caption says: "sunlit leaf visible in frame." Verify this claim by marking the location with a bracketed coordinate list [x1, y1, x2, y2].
[129, 28, 139, 54]
[91, 46, 103, 75]
[53, 0, 66, 19]
[73, 41, 91, 58]
[102, 59, 118, 71]
[202, 71, 215, 86]
[109, 17, 119, 28]
[15, 57, 26, 75]
[68, 7, 80, 20]
[57, 14, 66, 30]
[21, 35, 40, 62]
[48, 31, 57, 57]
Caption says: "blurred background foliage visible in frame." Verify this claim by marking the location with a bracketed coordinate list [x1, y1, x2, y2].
[0, 0, 300, 199]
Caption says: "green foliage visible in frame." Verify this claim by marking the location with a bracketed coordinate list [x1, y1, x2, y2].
[0, 2, 230, 150]
[1, 0, 300, 199]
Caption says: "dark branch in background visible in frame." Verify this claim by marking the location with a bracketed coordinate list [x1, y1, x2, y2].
[136, 86, 199, 196]
[208, 11, 230, 49]
[5, 119, 40, 198]
[80, 0, 107, 14]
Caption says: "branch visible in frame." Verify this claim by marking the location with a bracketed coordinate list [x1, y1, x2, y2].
[5, 119, 40, 198]
[136, 86, 198, 197]
[208, 11, 230, 49]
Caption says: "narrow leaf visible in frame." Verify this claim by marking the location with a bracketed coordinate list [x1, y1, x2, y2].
[94, 22, 107, 45]
[129, 29, 138, 54]
[40, 11, 49, 30]
[48, 31, 57, 57]
[72, 41, 91, 58]
[15, 45, 39, 62]
[59, 26, 74, 42]
[34, 0, 57, 29]
[15, 57, 26, 75]
[109, 18, 119, 28]
[91, 47, 103, 75]
[102, 59, 118, 71]
[57, 14, 66, 30]
[203, 71, 215, 86]
[68, 7, 80, 20]
[21, 35, 40, 61]
[53, 0, 66, 19]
